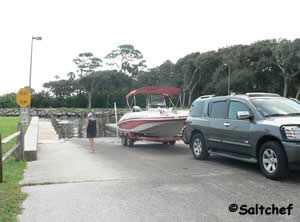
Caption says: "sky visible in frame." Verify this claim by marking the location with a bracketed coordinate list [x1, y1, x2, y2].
[0, 0, 299, 94]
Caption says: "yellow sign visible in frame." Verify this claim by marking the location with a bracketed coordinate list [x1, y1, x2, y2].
[16, 88, 32, 108]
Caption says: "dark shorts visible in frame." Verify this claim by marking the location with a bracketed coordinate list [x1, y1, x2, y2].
[87, 119, 97, 138]
[87, 129, 96, 138]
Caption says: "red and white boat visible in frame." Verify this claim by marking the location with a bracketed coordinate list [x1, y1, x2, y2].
[118, 86, 188, 146]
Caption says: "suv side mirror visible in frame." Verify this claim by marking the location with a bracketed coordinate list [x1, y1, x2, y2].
[237, 111, 252, 120]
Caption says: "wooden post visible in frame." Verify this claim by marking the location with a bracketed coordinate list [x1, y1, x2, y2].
[15, 123, 23, 161]
[106, 113, 110, 137]
[20, 124, 24, 160]
[0, 135, 3, 182]
[79, 116, 84, 138]
[58, 125, 62, 139]
[16, 123, 20, 160]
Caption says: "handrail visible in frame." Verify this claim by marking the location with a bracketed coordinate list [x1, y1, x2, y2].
[2, 143, 20, 162]
[0, 123, 24, 182]
[1, 131, 20, 144]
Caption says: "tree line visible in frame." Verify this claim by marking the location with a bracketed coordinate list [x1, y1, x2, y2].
[1, 39, 300, 109]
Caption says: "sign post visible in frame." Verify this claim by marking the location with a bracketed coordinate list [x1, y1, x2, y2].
[20, 108, 29, 126]
[16, 88, 31, 126]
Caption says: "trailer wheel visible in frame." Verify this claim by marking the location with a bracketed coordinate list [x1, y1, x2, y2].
[121, 134, 127, 146]
[169, 141, 176, 145]
[126, 134, 134, 147]
[128, 138, 134, 147]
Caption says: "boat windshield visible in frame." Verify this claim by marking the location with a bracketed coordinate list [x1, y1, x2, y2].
[147, 95, 167, 108]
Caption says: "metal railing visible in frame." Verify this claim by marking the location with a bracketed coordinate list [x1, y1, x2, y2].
[50, 112, 125, 139]
[0, 123, 24, 182]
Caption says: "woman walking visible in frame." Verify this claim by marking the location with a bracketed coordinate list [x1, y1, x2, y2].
[86, 112, 97, 153]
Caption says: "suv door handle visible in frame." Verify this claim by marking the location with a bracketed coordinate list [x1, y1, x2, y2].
[224, 122, 230, 127]
[187, 120, 192, 124]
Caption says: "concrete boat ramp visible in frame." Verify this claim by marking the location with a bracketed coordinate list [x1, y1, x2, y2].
[18, 118, 300, 222]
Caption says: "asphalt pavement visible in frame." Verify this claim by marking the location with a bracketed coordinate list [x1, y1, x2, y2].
[19, 135, 300, 222]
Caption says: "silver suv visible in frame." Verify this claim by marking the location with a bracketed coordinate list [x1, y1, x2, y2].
[185, 93, 300, 180]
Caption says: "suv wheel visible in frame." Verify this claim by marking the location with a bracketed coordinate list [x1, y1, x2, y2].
[190, 133, 209, 160]
[259, 141, 288, 180]
[182, 127, 189, 144]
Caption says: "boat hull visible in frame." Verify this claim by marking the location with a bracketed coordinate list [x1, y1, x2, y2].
[118, 117, 186, 138]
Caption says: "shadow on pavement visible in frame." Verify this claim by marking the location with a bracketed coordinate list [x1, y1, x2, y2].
[126, 142, 189, 155]
[90, 138, 300, 183]
[209, 155, 300, 182]
[122, 142, 300, 182]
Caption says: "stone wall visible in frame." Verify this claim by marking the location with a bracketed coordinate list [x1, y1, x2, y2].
[0, 108, 127, 118]
[51, 114, 123, 138]
[1, 108, 126, 138]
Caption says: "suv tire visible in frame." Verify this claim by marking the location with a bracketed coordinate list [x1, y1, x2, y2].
[190, 133, 209, 160]
[182, 127, 189, 144]
[259, 141, 288, 180]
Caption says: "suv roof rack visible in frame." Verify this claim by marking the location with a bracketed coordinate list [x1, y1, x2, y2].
[199, 95, 215, 99]
[245, 93, 280, 97]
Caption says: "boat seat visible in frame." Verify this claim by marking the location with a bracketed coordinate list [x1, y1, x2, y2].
[133, 106, 142, 112]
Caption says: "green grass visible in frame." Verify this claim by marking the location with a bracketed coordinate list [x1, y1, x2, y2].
[0, 117, 26, 222]
[0, 117, 19, 136]
[0, 159, 26, 222]
[0, 117, 19, 154]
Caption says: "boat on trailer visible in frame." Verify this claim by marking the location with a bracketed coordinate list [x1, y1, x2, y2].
[118, 86, 188, 147]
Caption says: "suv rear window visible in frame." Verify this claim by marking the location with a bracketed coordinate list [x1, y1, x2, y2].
[210, 101, 226, 118]
[190, 101, 204, 117]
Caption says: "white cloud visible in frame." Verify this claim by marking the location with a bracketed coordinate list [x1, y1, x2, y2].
[0, 0, 299, 94]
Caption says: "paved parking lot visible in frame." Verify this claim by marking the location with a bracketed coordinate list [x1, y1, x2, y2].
[20, 137, 300, 222]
